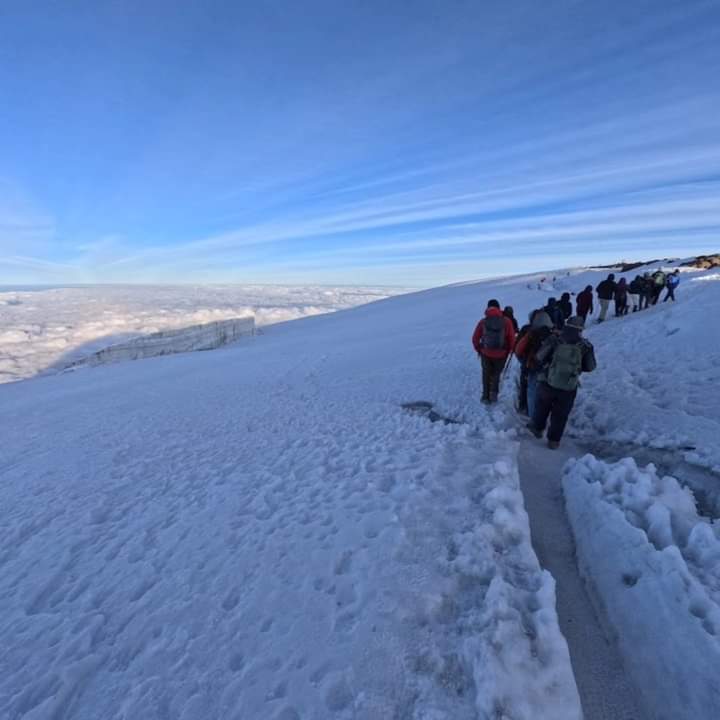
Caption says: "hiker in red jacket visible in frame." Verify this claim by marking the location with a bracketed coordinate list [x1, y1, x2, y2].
[576, 285, 594, 321]
[472, 299, 516, 404]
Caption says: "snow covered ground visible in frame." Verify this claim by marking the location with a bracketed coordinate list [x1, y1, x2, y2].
[0, 281, 582, 720]
[564, 455, 720, 720]
[0, 285, 409, 384]
[2, 259, 719, 719]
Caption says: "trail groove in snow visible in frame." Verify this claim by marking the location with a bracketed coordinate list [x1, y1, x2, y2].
[517, 440, 646, 720]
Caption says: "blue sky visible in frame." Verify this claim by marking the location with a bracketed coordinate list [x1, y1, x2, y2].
[1, 0, 719, 286]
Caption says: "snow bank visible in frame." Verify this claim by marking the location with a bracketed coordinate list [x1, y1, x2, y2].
[564, 454, 720, 719]
[69, 316, 255, 368]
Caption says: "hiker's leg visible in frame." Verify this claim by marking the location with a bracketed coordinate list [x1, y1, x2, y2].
[481, 355, 491, 401]
[527, 371, 538, 419]
[489, 357, 504, 401]
[518, 366, 528, 412]
[599, 299, 609, 321]
[531, 381, 553, 433]
[547, 388, 577, 443]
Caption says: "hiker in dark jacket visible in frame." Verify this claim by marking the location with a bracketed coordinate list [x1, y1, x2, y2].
[638, 273, 652, 310]
[544, 297, 565, 329]
[664, 270, 680, 302]
[628, 276, 642, 312]
[576, 285, 593, 321]
[514, 311, 554, 420]
[527, 316, 596, 449]
[596, 274, 617, 322]
[650, 270, 666, 305]
[615, 278, 629, 316]
[503, 306, 520, 335]
[558, 293, 573, 320]
[515, 308, 544, 414]
[472, 299, 516, 404]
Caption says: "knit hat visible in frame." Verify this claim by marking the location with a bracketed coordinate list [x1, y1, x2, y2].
[565, 315, 585, 330]
[531, 311, 553, 329]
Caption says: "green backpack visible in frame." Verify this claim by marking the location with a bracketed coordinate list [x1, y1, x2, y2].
[547, 341, 584, 391]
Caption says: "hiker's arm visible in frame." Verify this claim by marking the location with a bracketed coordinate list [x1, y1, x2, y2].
[582, 343, 597, 373]
[472, 321, 484, 354]
[534, 336, 556, 366]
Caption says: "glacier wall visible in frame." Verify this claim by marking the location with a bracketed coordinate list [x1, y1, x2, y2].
[74, 316, 255, 368]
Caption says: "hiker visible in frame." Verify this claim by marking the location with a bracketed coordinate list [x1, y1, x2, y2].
[503, 306, 520, 334]
[664, 270, 680, 302]
[650, 269, 666, 305]
[558, 292, 573, 320]
[628, 276, 642, 312]
[615, 277, 629, 316]
[576, 285, 594, 321]
[595, 273, 617, 322]
[639, 273, 652, 310]
[527, 316, 597, 449]
[471, 299, 516, 404]
[544, 297, 565, 329]
[514, 311, 554, 420]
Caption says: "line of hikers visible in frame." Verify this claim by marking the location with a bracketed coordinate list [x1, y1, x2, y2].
[471, 269, 682, 448]
[579, 268, 681, 323]
[472, 299, 596, 449]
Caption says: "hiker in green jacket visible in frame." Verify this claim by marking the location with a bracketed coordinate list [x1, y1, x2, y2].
[526, 315, 596, 449]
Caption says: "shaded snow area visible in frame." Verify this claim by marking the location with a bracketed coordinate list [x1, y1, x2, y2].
[0, 285, 581, 719]
[0, 284, 409, 383]
[564, 456, 720, 719]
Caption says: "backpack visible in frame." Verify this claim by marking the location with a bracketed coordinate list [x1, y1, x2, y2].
[481, 315, 505, 351]
[653, 272, 666, 287]
[547, 341, 584, 391]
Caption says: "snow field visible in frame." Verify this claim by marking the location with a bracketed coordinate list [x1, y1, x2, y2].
[563, 454, 720, 720]
[570, 267, 720, 473]
[0, 283, 581, 719]
[0, 284, 409, 384]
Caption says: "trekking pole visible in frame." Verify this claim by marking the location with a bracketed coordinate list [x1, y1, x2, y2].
[502, 352, 514, 379]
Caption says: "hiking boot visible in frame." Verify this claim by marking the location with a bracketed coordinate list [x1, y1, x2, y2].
[526, 422, 543, 439]
[481, 397, 491, 405]
[547, 440, 560, 450]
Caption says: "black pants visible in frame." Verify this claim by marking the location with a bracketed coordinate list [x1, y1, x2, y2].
[532, 381, 577, 442]
[481, 355, 505, 402]
[664, 286, 676, 302]
[517, 365, 529, 412]
[651, 287, 662, 305]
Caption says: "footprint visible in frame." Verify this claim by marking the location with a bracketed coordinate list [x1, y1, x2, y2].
[222, 587, 241, 611]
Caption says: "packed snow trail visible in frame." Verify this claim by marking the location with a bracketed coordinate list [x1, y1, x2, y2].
[517, 440, 646, 720]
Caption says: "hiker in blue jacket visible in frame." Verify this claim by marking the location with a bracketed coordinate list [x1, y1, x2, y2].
[664, 270, 680, 302]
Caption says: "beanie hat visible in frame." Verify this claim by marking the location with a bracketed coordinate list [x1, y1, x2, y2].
[487, 299, 500, 309]
[531, 311, 553, 329]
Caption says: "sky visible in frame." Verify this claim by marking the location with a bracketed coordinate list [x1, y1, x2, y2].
[1, 0, 720, 287]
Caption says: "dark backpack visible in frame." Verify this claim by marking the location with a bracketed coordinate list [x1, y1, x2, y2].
[481, 315, 505, 351]
[547, 341, 584, 391]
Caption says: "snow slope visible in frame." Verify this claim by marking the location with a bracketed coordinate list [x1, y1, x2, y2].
[0, 282, 581, 719]
[2, 260, 718, 719]
[0, 285, 409, 384]
[570, 268, 720, 472]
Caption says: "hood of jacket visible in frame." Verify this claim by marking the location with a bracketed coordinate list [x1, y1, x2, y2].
[485, 306, 504, 319]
